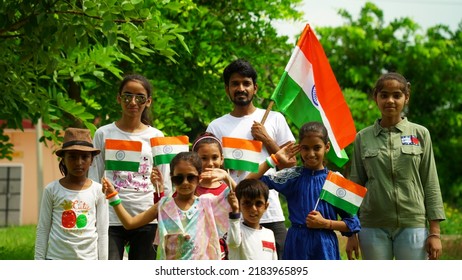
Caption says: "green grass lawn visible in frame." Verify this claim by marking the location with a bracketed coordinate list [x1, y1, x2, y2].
[0, 225, 36, 260]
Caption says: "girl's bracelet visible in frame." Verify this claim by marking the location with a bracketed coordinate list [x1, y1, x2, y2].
[427, 233, 441, 240]
[109, 198, 122, 207]
[265, 156, 276, 168]
[106, 191, 118, 199]
[108, 194, 120, 203]
[270, 154, 280, 166]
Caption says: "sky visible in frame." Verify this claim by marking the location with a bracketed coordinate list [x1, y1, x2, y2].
[273, 0, 462, 43]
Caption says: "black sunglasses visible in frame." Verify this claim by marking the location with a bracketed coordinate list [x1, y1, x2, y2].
[171, 174, 199, 186]
[120, 92, 148, 105]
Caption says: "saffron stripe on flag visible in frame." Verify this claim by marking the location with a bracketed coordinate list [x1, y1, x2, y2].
[222, 137, 263, 152]
[326, 171, 367, 197]
[150, 136, 189, 146]
[106, 139, 142, 152]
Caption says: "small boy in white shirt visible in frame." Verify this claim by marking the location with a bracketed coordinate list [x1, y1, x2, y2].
[227, 179, 278, 260]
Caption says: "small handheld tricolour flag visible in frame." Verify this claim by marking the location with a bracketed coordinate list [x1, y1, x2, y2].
[150, 136, 189, 166]
[319, 171, 367, 215]
[105, 139, 142, 172]
[222, 137, 262, 173]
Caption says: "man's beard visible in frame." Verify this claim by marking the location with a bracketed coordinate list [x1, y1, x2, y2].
[232, 92, 253, 106]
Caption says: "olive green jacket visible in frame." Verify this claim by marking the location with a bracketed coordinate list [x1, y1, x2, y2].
[349, 118, 445, 228]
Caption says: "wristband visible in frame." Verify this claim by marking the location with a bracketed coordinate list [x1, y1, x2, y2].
[106, 191, 118, 199]
[109, 199, 122, 207]
[108, 194, 120, 203]
[229, 212, 241, 219]
[270, 154, 280, 166]
[154, 192, 165, 203]
[265, 157, 275, 168]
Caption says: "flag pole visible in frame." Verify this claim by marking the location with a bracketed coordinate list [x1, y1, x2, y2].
[226, 169, 232, 190]
[260, 100, 274, 125]
[313, 197, 320, 211]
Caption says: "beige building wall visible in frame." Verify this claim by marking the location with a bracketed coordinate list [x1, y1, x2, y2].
[0, 128, 61, 226]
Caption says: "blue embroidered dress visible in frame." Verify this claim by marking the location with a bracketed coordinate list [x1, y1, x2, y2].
[260, 167, 361, 260]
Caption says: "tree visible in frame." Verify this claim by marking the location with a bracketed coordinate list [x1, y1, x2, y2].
[0, 0, 192, 158]
[1, 0, 303, 159]
[109, 1, 304, 139]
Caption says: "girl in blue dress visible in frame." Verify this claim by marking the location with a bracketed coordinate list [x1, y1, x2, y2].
[246, 121, 361, 260]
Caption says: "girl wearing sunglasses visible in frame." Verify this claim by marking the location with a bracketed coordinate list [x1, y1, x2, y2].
[102, 151, 233, 260]
[89, 74, 172, 260]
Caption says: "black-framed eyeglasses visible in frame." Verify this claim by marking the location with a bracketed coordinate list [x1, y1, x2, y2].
[171, 174, 199, 186]
[120, 92, 148, 105]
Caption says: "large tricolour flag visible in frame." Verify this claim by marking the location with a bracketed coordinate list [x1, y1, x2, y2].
[222, 137, 262, 173]
[150, 136, 189, 166]
[270, 24, 356, 167]
[319, 171, 367, 215]
[105, 139, 142, 172]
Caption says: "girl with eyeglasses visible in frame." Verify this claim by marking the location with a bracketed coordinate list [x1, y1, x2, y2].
[102, 151, 233, 260]
[89, 74, 172, 260]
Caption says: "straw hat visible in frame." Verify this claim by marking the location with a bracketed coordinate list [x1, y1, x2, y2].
[55, 128, 100, 157]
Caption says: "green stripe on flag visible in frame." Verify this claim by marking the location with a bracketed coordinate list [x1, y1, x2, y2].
[224, 158, 259, 173]
[272, 74, 349, 167]
[320, 189, 359, 215]
[154, 154, 177, 166]
[105, 160, 140, 172]
[327, 149, 349, 168]
[272, 73, 322, 128]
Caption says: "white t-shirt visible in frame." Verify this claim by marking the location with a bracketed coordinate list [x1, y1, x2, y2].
[207, 108, 295, 223]
[227, 218, 278, 260]
[34, 180, 108, 260]
[88, 122, 172, 225]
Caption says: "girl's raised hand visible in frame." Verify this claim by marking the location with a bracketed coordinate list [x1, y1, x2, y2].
[275, 142, 300, 165]
[200, 168, 227, 183]
[101, 177, 116, 196]
[150, 167, 164, 194]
